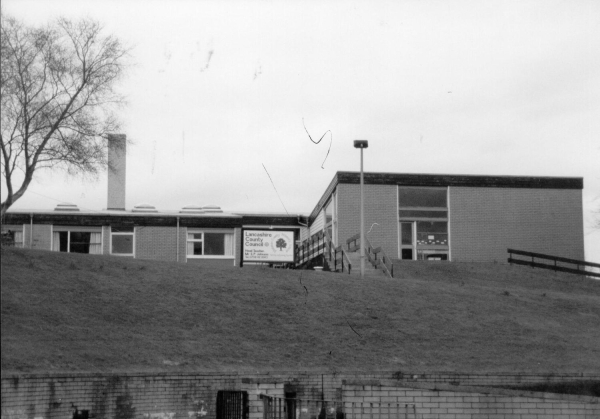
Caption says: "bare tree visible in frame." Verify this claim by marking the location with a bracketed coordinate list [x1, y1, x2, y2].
[1, 13, 129, 216]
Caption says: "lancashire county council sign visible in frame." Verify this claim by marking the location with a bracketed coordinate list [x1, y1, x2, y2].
[243, 230, 294, 262]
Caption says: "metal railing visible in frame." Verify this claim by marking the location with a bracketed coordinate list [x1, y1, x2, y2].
[295, 230, 352, 274]
[296, 231, 327, 266]
[324, 229, 352, 274]
[346, 234, 394, 278]
[508, 248, 600, 278]
[364, 236, 394, 278]
[260, 396, 417, 419]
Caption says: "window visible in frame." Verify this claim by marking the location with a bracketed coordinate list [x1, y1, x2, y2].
[52, 229, 102, 254]
[216, 391, 248, 419]
[14, 231, 23, 247]
[398, 187, 447, 207]
[398, 187, 449, 260]
[416, 221, 448, 246]
[111, 226, 134, 256]
[187, 231, 234, 258]
[398, 187, 447, 220]
[1, 230, 23, 247]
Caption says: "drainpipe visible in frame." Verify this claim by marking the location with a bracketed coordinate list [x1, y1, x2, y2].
[29, 213, 33, 249]
[176, 217, 180, 263]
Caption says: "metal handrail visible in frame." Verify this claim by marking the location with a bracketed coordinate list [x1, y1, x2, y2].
[364, 236, 394, 278]
[324, 229, 352, 274]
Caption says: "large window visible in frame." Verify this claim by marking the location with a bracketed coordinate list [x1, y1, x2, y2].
[398, 187, 449, 260]
[187, 231, 234, 258]
[111, 226, 134, 256]
[398, 187, 447, 219]
[52, 229, 102, 254]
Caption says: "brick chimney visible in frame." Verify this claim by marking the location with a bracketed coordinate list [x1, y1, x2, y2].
[107, 134, 127, 210]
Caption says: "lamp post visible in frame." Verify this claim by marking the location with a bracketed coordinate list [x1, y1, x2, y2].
[353, 139, 368, 279]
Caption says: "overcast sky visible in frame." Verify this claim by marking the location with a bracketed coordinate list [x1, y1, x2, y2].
[3, 0, 600, 262]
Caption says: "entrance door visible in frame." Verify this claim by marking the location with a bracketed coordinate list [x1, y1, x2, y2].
[399, 221, 449, 260]
[400, 222, 414, 260]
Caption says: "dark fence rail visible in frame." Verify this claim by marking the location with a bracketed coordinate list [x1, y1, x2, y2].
[508, 248, 600, 278]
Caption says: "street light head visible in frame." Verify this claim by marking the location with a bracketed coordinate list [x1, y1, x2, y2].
[353, 140, 369, 149]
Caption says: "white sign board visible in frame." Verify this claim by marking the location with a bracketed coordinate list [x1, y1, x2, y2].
[243, 230, 295, 262]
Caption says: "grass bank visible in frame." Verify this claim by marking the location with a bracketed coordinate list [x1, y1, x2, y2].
[2, 246, 599, 374]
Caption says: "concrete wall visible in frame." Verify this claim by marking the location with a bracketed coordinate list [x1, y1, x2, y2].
[2, 372, 598, 419]
[450, 187, 585, 262]
[336, 184, 398, 257]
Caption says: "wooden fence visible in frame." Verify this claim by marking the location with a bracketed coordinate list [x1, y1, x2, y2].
[507, 248, 600, 278]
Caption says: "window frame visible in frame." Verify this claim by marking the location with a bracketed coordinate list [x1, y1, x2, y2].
[398, 186, 448, 221]
[186, 229, 234, 259]
[52, 227, 103, 254]
[110, 226, 135, 257]
[398, 186, 450, 260]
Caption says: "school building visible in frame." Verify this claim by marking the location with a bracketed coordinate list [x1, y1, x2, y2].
[2, 135, 585, 267]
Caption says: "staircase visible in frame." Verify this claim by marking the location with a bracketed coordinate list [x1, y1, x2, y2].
[295, 230, 394, 278]
[343, 250, 382, 277]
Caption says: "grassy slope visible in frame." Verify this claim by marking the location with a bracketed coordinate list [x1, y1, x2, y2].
[2, 247, 600, 374]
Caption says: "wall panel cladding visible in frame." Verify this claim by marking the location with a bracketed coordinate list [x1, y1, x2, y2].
[337, 184, 399, 257]
[309, 211, 325, 237]
[2, 372, 598, 419]
[450, 187, 585, 262]
[135, 226, 180, 262]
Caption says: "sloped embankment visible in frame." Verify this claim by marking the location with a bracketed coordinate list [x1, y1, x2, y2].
[2, 246, 599, 373]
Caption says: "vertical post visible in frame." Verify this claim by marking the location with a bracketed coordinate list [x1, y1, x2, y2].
[353, 140, 368, 278]
[359, 146, 365, 279]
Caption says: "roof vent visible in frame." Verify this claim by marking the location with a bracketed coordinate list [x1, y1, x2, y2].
[180, 205, 205, 214]
[54, 203, 79, 212]
[132, 203, 158, 213]
[202, 205, 223, 213]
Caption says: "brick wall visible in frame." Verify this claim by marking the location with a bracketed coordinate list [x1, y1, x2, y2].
[136, 226, 180, 262]
[336, 184, 398, 257]
[107, 134, 127, 211]
[450, 187, 585, 262]
[343, 380, 599, 419]
[23, 224, 52, 251]
[102, 226, 111, 255]
[2, 372, 598, 419]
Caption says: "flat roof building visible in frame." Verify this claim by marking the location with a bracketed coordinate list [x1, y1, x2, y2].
[2, 136, 585, 269]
